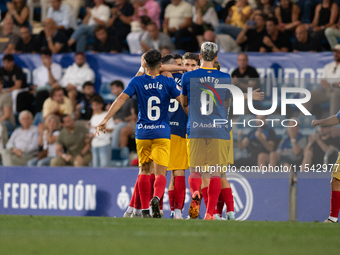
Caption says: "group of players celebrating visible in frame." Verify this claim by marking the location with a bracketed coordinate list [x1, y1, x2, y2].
[95, 42, 340, 223]
[95, 42, 236, 220]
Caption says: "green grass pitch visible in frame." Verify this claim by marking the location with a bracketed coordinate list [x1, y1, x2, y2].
[0, 215, 339, 255]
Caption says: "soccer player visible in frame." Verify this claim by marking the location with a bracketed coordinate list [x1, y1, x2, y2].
[181, 42, 234, 220]
[173, 54, 183, 67]
[182, 52, 200, 71]
[96, 50, 182, 218]
[312, 113, 340, 223]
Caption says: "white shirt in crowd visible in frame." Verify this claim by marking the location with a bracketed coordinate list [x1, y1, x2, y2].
[43, 130, 60, 157]
[90, 112, 115, 148]
[322, 61, 340, 84]
[47, 3, 77, 30]
[33, 63, 63, 88]
[60, 62, 95, 92]
[6, 125, 39, 155]
[165, 1, 193, 28]
[88, 4, 111, 26]
[192, 5, 219, 28]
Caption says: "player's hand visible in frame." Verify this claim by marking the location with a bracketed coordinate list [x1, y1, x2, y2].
[311, 119, 320, 127]
[95, 119, 108, 135]
[252, 88, 264, 101]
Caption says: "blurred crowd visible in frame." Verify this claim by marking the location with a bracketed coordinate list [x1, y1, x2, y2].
[1, 0, 340, 54]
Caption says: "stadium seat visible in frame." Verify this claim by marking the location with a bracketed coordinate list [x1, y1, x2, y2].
[111, 147, 130, 167]
[298, 115, 316, 136]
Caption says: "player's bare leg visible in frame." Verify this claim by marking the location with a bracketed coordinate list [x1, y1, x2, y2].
[221, 177, 235, 220]
[150, 163, 167, 218]
[138, 162, 152, 218]
[325, 177, 340, 223]
[188, 167, 202, 219]
[173, 169, 185, 219]
[168, 171, 175, 218]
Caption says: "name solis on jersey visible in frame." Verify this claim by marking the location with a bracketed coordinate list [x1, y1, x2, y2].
[144, 82, 163, 90]
[138, 124, 165, 129]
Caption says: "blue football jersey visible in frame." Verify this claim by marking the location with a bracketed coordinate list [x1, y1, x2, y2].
[182, 68, 232, 140]
[168, 73, 188, 138]
[123, 74, 180, 139]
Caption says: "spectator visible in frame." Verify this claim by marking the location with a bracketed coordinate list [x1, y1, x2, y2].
[301, 125, 339, 171]
[50, 114, 92, 167]
[89, 95, 115, 167]
[127, 15, 151, 54]
[215, 0, 252, 40]
[107, 80, 136, 148]
[0, 77, 15, 133]
[47, 0, 78, 38]
[0, 54, 27, 114]
[42, 86, 73, 119]
[236, 115, 276, 168]
[60, 52, 95, 108]
[38, 18, 69, 54]
[292, 24, 321, 52]
[325, 16, 340, 49]
[15, 26, 40, 53]
[75, 82, 98, 120]
[132, 0, 161, 28]
[68, 0, 111, 52]
[4, 0, 29, 34]
[141, 22, 175, 52]
[163, 0, 198, 52]
[236, 13, 267, 52]
[192, 0, 219, 46]
[1, 110, 39, 166]
[92, 25, 121, 53]
[107, 0, 134, 49]
[308, 0, 338, 48]
[27, 114, 61, 167]
[33, 48, 63, 112]
[269, 119, 307, 167]
[275, 0, 301, 33]
[160, 46, 171, 56]
[0, 18, 20, 54]
[231, 53, 260, 93]
[260, 17, 291, 52]
[203, 30, 241, 52]
[304, 45, 340, 115]
[253, 0, 276, 18]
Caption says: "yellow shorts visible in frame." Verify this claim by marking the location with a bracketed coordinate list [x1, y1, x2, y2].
[136, 138, 170, 167]
[168, 134, 188, 171]
[187, 131, 233, 168]
[332, 152, 340, 180]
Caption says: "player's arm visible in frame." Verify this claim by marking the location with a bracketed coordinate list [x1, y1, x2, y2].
[312, 115, 340, 127]
[95, 93, 130, 134]
[160, 65, 189, 73]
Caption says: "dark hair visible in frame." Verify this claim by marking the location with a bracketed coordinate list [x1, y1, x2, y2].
[3, 54, 14, 62]
[172, 53, 182, 60]
[60, 114, 70, 123]
[0, 76, 3, 84]
[183, 52, 200, 65]
[50, 85, 64, 98]
[254, 13, 266, 21]
[141, 16, 151, 26]
[75, 52, 85, 57]
[19, 25, 30, 30]
[94, 25, 106, 34]
[144, 49, 162, 69]
[161, 54, 175, 64]
[90, 95, 104, 105]
[147, 21, 158, 27]
[110, 80, 124, 90]
[40, 47, 52, 56]
[82, 81, 94, 89]
[266, 17, 279, 25]
[213, 61, 221, 70]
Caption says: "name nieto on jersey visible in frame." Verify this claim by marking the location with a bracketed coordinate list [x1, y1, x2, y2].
[199, 76, 220, 84]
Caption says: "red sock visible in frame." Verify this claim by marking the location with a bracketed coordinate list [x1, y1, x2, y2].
[330, 191, 340, 218]
[150, 173, 155, 200]
[169, 190, 174, 211]
[129, 177, 138, 208]
[221, 188, 234, 212]
[134, 177, 141, 210]
[188, 172, 202, 196]
[138, 175, 151, 210]
[153, 175, 167, 199]
[207, 177, 221, 215]
[216, 193, 224, 216]
[174, 176, 186, 209]
[201, 187, 208, 209]
[159, 195, 164, 210]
